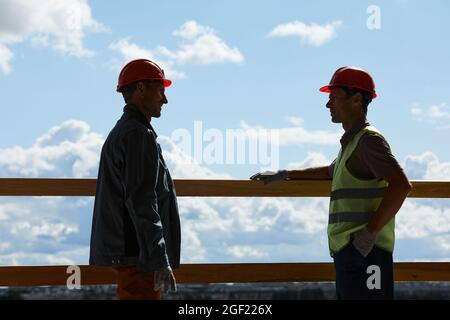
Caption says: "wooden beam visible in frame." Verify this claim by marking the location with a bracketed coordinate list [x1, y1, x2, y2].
[1, 262, 449, 287]
[394, 262, 450, 282]
[0, 179, 449, 198]
[0, 178, 97, 196]
[407, 181, 450, 198]
[175, 180, 333, 197]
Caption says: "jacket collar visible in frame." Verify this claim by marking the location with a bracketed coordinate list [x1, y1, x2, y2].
[340, 118, 370, 149]
[123, 104, 157, 137]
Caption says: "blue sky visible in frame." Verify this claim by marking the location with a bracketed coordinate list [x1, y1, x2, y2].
[1, 0, 450, 266]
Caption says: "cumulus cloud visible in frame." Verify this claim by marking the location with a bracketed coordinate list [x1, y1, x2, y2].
[394, 198, 450, 261]
[0, 44, 13, 74]
[109, 38, 186, 80]
[176, 196, 330, 263]
[0, 0, 107, 74]
[396, 200, 450, 239]
[239, 120, 342, 146]
[411, 103, 450, 128]
[0, 119, 332, 264]
[1, 120, 450, 265]
[287, 152, 331, 170]
[227, 245, 268, 259]
[403, 151, 450, 180]
[110, 20, 243, 79]
[286, 116, 304, 127]
[0, 120, 103, 178]
[267, 20, 343, 46]
[0, 195, 92, 265]
[161, 20, 244, 65]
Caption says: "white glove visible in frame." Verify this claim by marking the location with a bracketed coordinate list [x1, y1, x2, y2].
[250, 170, 288, 185]
[153, 266, 177, 294]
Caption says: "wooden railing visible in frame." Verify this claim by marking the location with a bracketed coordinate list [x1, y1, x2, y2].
[1, 178, 450, 286]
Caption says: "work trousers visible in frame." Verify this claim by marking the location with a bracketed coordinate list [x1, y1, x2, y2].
[333, 242, 394, 300]
[115, 266, 161, 300]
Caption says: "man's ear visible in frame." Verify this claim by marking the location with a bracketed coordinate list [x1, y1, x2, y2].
[351, 92, 363, 106]
[136, 81, 146, 96]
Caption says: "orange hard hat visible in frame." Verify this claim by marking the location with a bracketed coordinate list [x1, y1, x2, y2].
[116, 59, 172, 92]
[319, 66, 377, 99]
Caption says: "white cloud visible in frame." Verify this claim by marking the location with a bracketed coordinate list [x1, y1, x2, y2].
[1, 120, 450, 265]
[227, 245, 268, 259]
[109, 38, 186, 80]
[172, 20, 213, 40]
[396, 200, 450, 239]
[110, 20, 243, 79]
[267, 20, 342, 46]
[0, 0, 107, 74]
[0, 247, 88, 266]
[0, 194, 93, 265]
[287, 152, 331, 170]
[286, 116, 304, 126]
[159, 135, 232, 179]
[0, 44, 13, 74]
[0, 242, 11, 253]
[411, 103, 450, 128]
[403, 151, 450, 180]
[11, 221, 78, 238]
[109, 38, 155, 62]
[0, 120, 103, 178]
[433, 235, 450, 252]
[240, 120, 342, 146]
[161, 20, 244, 65]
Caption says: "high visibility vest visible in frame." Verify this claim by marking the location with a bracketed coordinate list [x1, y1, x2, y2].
[327, 125, 395, 256]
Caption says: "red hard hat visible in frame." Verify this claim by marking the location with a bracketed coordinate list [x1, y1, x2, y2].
[116, 59, 172, 92]
[319, 66, 377, 99]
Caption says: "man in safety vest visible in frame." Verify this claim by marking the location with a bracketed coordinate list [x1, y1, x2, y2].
[251, 66, 412, 300]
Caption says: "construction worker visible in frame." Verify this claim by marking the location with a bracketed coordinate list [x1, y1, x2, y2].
[251, 66, 412, 300]
[89, 59, 181, 300]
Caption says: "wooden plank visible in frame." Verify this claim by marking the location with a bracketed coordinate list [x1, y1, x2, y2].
[0, 263, 449, 287]
[174, 263, 336, 283]
[0, 179, 449, 198]
[0, 178, 97, 196]
[0, 265, 116, 286]
[408, 181, 450, 198]
[174, 180, 333, 197]
[394, 262, 450, 282]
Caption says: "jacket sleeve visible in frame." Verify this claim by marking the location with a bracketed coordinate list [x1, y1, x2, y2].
[120, 128, 169, 274]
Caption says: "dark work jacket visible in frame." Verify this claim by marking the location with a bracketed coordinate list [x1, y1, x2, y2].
[89, 104, 181, 274]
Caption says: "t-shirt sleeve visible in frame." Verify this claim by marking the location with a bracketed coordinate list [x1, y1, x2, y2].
[359, 133, 403, 179]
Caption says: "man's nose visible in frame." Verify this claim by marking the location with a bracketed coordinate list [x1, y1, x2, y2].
[162, 93, 168, 104]
[326, 99, 332, 109]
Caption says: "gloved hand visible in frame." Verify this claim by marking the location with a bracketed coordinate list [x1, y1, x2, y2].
[153, 266, 177, 294]
[353, 228, 376, 258]
[250, 170, 289, 185]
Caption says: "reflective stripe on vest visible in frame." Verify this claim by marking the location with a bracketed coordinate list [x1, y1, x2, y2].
[329, 211, 374, 224]
[330, 187, 387, 201]
[327, 125, 395, 256]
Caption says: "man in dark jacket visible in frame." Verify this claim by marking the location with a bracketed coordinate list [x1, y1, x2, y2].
[90, 59, 181, 300]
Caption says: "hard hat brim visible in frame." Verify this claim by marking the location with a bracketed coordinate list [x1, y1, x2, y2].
[116, 78, 172, 92]
[163, 79, 172, 87]
[319, 85, 331, 93]
[319, 85, 377, 99]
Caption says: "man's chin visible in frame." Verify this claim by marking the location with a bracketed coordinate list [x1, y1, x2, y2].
[331, 117, 341, 123]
